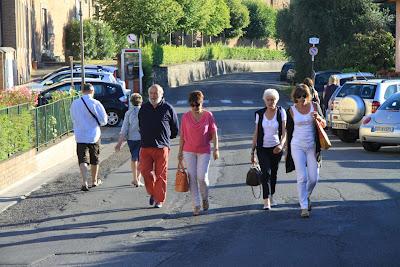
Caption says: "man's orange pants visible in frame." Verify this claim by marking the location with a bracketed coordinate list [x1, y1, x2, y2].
[139, 147, 169, 204]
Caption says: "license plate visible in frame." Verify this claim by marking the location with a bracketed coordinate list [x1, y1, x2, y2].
[373, 126, 394, 132]
[332, 122, 348, 129]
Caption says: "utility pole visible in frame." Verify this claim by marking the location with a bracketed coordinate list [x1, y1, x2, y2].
[79, 0, 85, 90]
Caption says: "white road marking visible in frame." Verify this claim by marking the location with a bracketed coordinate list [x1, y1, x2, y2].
[242, 100, 253, 104]
[176, 100, 187, 105]
[220, 100, 232, 104]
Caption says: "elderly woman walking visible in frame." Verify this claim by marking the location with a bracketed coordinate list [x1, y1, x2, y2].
[285, 84, 326, 218]
[251, 89, 287, 210]
[178, 90, 219, 216]
[115, 93, 144, 187]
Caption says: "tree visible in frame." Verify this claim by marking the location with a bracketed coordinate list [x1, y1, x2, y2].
[176, 0, 214, 45]
[203, 0, 231, 41]
[98, 0, 183, 46]
[276, 0, 394, 80]
[243, 0, 277, 44]
[223, 0, 250, 39]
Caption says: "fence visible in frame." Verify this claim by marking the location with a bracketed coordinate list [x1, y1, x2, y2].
[0, 96, 77, 160]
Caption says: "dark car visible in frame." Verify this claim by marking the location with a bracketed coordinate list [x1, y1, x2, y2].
[38, 79, 128, 127]
[280, 62, 295, 81]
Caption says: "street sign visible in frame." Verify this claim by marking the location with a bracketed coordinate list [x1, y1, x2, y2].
[127, 34, 137, 44]
[309, 46, 318, 56]
[309, 37, 320, 45]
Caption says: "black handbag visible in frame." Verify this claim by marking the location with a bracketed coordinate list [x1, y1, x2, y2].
[246, 164, 262, 198]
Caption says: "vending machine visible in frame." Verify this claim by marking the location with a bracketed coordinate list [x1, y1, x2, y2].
[120, 48, 143, 94]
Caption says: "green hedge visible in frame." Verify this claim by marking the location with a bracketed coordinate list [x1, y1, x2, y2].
[146, 44, 286, 66]
[140, 44, 287, 89]
[0, 111, 33, 161]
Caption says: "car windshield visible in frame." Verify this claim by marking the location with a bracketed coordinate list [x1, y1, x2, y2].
[337, 83, 377, 99]
[379, 94, 400, 111]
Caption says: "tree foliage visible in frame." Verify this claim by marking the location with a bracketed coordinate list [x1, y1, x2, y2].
[223, 0, 250, 38]
[176, 0, 214, 33]
[243, 0, 277, 41]
[276, 0, 394, 80]
[64, 19, 117, 59]
[203, 0, 231, 37]
[98, 0, 184, 44]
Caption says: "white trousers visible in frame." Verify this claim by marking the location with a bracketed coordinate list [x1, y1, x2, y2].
[183, 152, 211, 208]
[291, 143, 319, 209]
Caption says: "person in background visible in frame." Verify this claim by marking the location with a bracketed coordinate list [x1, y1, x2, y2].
[285, 84, 326, 218]
[303, 77, 320, 104]
[70, 83, 108, 191]
[138, 84, 179, 208]
[178, 91, 219, 216]
[115, 93, 144, 187]
[251, 89, 287, 210]
[323, 75, 340, 113]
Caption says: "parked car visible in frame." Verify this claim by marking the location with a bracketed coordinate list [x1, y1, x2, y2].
[38, 79, 129, 127]
[328, 79, 400, 142]
[326, 72, 375, 128]
[280, 62, 295, 81]
[359, 92, 400, 152]
[27, 69, 118, 92]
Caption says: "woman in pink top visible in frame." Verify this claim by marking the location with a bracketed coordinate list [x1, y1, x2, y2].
[178, 91, 219, 216]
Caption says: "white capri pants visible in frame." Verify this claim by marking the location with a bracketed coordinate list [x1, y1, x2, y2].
[291, 143, 319, 209]
[183, 152, 211, 208]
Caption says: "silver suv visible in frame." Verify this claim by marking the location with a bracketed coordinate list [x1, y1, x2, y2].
[329, 79, 400, 142]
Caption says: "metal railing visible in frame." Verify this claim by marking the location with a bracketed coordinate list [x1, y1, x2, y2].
[0, 96, 78, 160]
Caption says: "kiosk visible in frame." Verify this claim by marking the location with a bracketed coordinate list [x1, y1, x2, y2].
[120, 48, 143, 94]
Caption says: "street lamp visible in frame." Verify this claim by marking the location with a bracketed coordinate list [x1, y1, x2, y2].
[79, 0, 85, 89]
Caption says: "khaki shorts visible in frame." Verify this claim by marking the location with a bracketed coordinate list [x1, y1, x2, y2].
[76, 142, 100, 165]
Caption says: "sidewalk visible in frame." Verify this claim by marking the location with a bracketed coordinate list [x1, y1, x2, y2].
[0, 126, 121, 214]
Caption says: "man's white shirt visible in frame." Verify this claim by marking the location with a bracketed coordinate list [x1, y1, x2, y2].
[70, 94, 108, 143]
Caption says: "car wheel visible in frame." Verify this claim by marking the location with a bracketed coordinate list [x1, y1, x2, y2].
[337, 130, 358, 143]
[362, 142, 381, 152]
[107, 109, 121, 127]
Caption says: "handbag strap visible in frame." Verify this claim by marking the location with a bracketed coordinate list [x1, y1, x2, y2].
[81, 97, 101, 126]
[177, 160, 185, 171]
[251, 185, 261, 199]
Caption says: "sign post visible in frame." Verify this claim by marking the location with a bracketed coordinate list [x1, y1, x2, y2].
[308, 37, 319, 78]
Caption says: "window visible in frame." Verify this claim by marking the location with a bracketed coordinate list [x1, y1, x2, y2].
[380, 95, 400, 111]
[105, 85, 117, 95]
[384, 85, 398, 100]
[92, 84, 104, 96]
[41, 8, 49, 50]
[337, 84, 376, 99]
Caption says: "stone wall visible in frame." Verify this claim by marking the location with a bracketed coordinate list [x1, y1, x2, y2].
[153, 60, 286, 88]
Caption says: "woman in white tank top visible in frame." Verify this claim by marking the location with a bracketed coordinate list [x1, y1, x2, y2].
[285, 84, 326, 218]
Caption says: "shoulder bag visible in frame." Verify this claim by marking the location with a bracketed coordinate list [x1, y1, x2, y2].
[81, 97, 101, 126]
[246, 163, 262, 199]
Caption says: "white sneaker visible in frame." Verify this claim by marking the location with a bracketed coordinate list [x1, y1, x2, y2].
[270, 195, 277, 206]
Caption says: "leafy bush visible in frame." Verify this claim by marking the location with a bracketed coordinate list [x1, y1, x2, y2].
[0, 111, 33, 161]
[0, 86, 38, 108]
[144, 44, 286, 66]
[65, 19, 117, 60]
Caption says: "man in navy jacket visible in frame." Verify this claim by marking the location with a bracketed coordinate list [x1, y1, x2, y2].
[139, 84, 179, 208]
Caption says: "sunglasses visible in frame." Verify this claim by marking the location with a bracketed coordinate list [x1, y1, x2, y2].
[295, 94, 307, 99]
[190, 102, 201, 107]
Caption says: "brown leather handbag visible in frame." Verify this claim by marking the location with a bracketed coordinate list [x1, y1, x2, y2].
[175, 161, 189, 192]
[315, 119, 332, 150]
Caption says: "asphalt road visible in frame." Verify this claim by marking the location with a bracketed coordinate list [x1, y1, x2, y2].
[0, 72, 399, 266]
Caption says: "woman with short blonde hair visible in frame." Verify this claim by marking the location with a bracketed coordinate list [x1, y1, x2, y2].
[251, 88, 287, 210]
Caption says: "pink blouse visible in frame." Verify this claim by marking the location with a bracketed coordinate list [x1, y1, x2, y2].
[181, 110, 217, 154]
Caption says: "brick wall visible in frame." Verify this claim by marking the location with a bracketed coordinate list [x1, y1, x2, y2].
[0, 136, 76, 192]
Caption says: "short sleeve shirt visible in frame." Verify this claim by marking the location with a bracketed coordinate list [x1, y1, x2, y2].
[182, 110, 217, 154]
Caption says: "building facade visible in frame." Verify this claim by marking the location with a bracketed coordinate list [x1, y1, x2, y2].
[0, 0, 97, 88]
